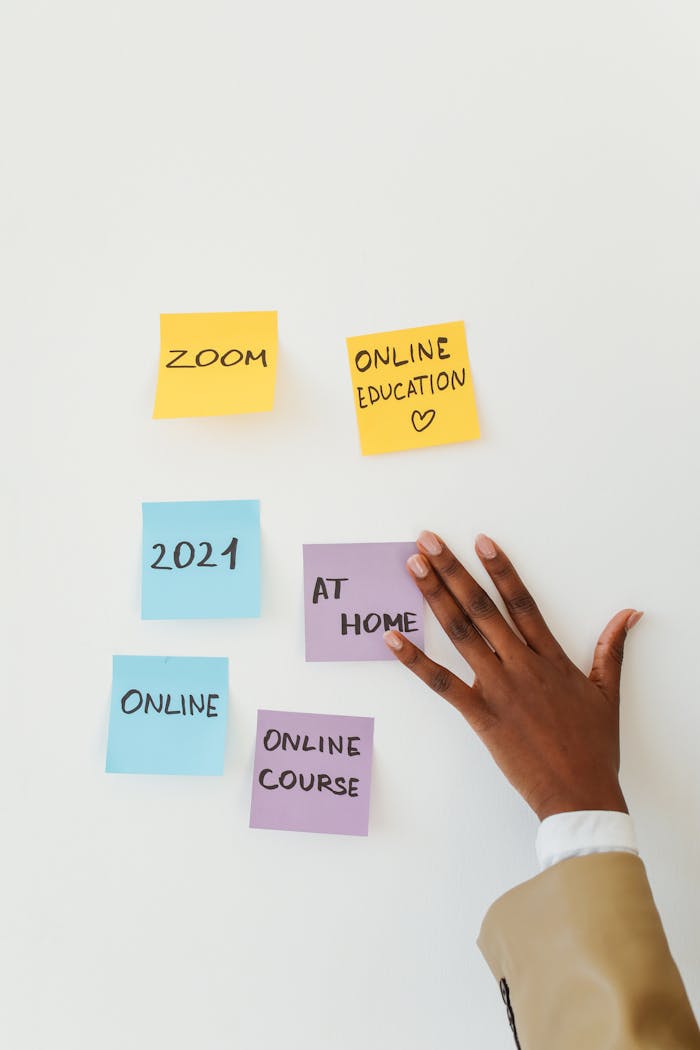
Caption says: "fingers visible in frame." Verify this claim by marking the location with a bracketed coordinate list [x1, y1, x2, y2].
[589, 609, 643, 700]
[384, 630, 493, 733]
[415, 531, 520, 656]
[406, 550, 497, 676]
[473, 534, 563, 658]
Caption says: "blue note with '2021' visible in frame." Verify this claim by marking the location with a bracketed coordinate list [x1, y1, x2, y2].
[141, 499, 260, 619]
[106, 655, 229, 775]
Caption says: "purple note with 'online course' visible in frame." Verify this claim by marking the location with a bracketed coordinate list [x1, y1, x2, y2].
[249, 709, 374, 836]
[303, 542, 424, 661]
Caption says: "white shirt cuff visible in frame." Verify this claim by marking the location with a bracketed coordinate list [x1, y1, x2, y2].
[536, 810, 639, 871]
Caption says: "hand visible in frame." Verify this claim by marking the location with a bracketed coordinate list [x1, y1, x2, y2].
[384, 531, 643, 821]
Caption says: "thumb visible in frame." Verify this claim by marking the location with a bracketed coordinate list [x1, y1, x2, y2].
[589, 608, 643, 700]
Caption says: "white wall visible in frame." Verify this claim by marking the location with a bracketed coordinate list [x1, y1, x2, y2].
[3, 2, 699, 1047]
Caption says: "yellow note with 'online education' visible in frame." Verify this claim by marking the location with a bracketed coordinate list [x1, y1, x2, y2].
[346, 321, 480, 455]
[154, 311, 278, 419]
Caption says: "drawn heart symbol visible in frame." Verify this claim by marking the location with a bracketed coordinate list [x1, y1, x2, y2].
[411, 408, 436, 433]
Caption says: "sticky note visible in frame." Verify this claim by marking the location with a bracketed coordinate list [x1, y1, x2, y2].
[303, 542, 424, 661]
[141, 500, 260, 619]
[249, 709, 374, 836]
[106, 655, 228, 775]
[154, 311, 277, 418]
[346, 320, 479, 455]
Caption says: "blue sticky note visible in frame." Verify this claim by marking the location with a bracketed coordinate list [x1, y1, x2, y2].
[106, 655, 229, 775]
[141, 499, 260, 619]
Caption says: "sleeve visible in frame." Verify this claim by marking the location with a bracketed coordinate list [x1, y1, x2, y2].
[536, 809, 639, 871]
[477, 852, 700, 1049]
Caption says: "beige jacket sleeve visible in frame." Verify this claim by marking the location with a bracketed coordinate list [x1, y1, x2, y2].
[477, 852, 700, 1049]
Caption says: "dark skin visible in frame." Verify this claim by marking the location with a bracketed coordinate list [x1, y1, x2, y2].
[383, 531, 642, 821]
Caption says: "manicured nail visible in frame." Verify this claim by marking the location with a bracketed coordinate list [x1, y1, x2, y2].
[625, 610, 644, 632]
[407, 554, 429, 578]
[417, 530, 442, 555]
[475, 533, 497, 559]
[384, 630, 403, 651]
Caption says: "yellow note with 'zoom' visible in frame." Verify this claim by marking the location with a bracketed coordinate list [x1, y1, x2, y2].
[346, 321, 480, 455]
[154, 311, 278, 418]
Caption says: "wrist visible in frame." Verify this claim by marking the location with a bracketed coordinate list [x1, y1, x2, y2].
[535, 786, 628, 822]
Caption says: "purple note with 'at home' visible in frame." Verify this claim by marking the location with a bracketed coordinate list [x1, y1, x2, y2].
[249, 709, 374, 836]
[303, 541, 424, 661]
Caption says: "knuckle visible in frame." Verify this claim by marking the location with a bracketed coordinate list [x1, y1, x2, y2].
[608, 641, 625, 667]
[424, 579, 445, 602]
[470, 703, 499, 735]
[480, 710, 499, 733]
[490, 560, 513, 581]
[428, 668, 453, 695]
[439, 555, 462, 579]
[404, 647, 421, 669]
[446, 616, 476, 644]
[508, 591, 538, 616]
[467, 591, 496, 619]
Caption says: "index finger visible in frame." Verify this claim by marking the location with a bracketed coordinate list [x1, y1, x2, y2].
[384, 630, 494, 735]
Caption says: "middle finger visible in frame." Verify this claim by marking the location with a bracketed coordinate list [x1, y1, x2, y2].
[416, 530, 521, 657]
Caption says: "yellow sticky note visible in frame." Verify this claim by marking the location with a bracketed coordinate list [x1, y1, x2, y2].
[346, 321, 480, 455]
[154, 311, 278, 418]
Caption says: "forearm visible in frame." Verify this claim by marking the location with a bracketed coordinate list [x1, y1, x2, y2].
[478, 851, 700, 1050]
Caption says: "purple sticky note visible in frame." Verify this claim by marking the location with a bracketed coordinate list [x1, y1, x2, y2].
[303, 542, 424, 661]
[249, 709, 374, 836]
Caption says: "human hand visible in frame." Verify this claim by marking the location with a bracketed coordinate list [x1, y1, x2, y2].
[384, 532, 642, 821]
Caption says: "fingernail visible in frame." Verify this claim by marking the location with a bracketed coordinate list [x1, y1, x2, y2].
[417, 530, 442, 555]
[407, 554, 429, 578]
[384, 630, 403, 651]
[625, 610, 644, 632]
[475, 533, 497, 559]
